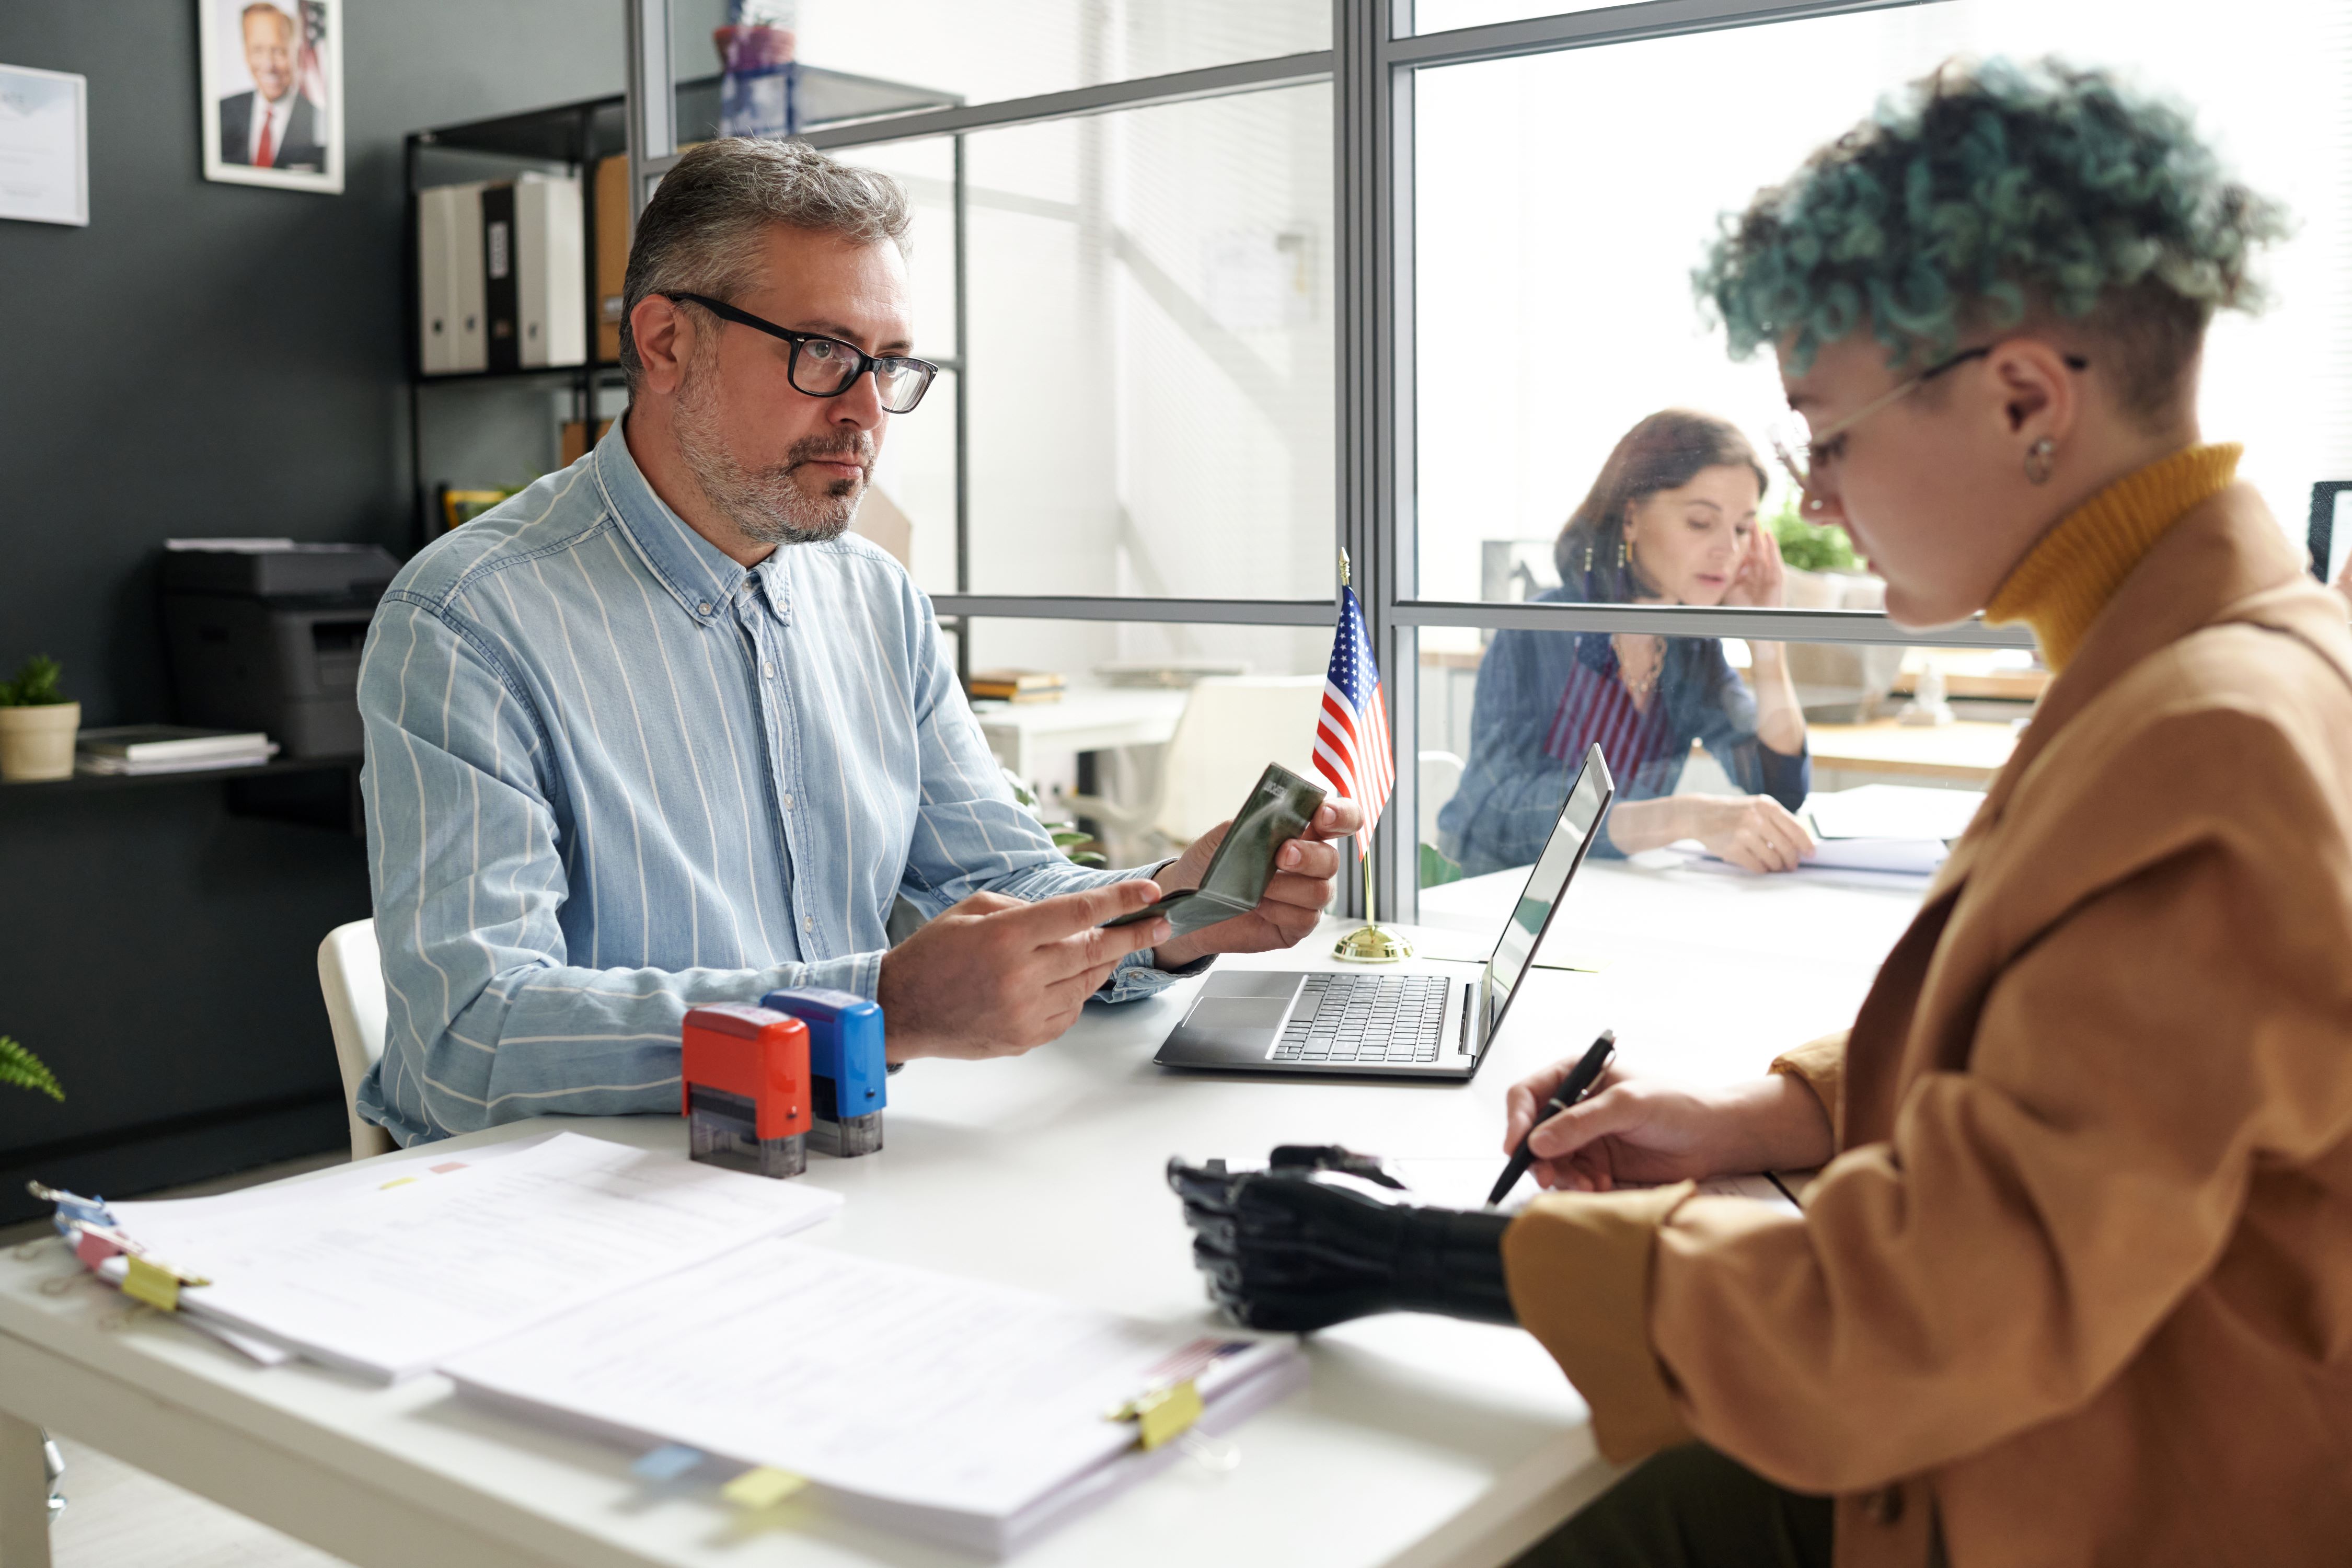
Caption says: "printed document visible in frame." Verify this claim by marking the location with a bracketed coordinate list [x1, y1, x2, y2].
[443, 1240, 1303, 1554]
[105, 1133, 841, 1380]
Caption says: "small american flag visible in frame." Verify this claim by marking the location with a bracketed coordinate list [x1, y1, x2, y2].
[1312, 586, 1394, 860]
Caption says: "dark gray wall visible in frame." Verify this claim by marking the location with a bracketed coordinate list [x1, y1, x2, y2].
[0, 0, 720, 1219]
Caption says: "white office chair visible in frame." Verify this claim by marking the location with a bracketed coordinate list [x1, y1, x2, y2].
[1068, 676, 1328, 857]
[317, 919, 395, 1161]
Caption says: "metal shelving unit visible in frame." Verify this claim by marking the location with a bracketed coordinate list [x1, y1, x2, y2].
[401, 65, 965, 555]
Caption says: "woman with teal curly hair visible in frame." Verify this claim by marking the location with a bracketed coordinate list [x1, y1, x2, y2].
[1171, 55, 2352, 1568]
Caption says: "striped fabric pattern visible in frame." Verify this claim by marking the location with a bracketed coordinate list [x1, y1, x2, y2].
[1312, 586, 1394, 859]
[1541, 654, 1677, 776]
[353, 423, 1178, 1147]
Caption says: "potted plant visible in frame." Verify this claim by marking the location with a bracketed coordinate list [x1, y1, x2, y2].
[1, 1036, 64, 1102]
[0, 656, 79, 782]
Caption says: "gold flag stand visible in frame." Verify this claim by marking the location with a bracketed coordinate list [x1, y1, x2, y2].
[1331, 547, 1413, 964]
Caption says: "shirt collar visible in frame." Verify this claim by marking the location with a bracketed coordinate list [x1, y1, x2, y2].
[593, 416, 791, 628]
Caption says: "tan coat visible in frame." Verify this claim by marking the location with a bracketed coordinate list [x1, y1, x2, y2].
[1503, 485, 2352, 1567]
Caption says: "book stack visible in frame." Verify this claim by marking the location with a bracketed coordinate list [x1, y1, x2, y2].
[966, 668, 1065, 705]
[77, 727, 276, 777]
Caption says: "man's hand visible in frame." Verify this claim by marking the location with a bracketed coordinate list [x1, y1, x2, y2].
[1150, 800, 1364, 969]
[1502, 1060, 1835, 1193]
[877, 881, 1170, 1062]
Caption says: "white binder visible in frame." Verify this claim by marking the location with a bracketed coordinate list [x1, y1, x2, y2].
[515, 172, 585, 368]
[447, 179, 488, 373]
[416, 185, 456, 374]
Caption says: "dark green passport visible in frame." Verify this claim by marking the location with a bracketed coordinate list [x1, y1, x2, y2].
[1101, 763, 1329, 936]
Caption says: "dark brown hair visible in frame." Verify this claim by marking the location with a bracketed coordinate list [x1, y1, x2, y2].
[1554, 410, 1768, 599]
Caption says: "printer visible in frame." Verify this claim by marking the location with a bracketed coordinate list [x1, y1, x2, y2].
[163, 542, 402, 758]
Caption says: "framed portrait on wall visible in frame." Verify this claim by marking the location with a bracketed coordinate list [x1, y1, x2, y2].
[199, 0, 342, 193]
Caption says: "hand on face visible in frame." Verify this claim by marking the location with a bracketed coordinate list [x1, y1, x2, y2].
[1720, 517, 1788, 608]
[1149, 800, 1364, 969]
[875, 881, 1169, 1060]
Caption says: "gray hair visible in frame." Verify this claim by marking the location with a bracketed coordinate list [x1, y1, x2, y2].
[618, 138, 911, 390]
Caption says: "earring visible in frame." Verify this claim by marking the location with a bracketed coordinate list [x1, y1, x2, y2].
[1617, 537, 1629, 570]
[2024, 437, 2057, 486]
[1583, 540, 1594, 573]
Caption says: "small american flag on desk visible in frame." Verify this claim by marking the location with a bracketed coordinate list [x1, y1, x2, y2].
[1312, 584, 1394, 861]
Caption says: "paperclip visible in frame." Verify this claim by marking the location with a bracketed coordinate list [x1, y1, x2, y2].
[1106, 1378, 1205, 1452]
[631, 1444, 706, 1485]
[721, 1467, 808, 1509]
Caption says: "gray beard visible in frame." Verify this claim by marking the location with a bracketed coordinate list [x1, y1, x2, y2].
[671, 350, 871, 548]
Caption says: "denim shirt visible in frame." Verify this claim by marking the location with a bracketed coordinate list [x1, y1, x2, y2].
[354, 422, 1185, 1145]
[1437, 591, 1810, 877]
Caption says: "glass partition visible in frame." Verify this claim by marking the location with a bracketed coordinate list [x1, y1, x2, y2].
[795, 0, 1327, 109]
[1416, 629, 2030, 891]
[1410, 0, 2352, 611]
[954, 617, 1331, 865]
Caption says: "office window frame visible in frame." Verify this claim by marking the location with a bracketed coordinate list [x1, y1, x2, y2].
[633, 0, 2030, 927]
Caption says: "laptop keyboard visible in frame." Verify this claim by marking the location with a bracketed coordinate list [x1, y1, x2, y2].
[1270, 974, 1452, 1066]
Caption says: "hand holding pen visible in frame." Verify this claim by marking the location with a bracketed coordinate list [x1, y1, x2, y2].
[1489, 1031, 1616, 1205]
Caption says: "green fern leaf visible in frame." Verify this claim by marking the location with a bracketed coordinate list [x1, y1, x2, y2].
[0, 1036, 64, 1101]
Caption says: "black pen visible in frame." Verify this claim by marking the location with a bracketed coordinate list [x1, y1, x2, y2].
[1488, 1030, 1617, 1206]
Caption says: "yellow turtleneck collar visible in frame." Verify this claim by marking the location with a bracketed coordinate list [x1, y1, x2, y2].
[1985, 443, 2241, 672]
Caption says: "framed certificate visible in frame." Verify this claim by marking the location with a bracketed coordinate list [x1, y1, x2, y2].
[0, 64, 89, 227]
[199, 0, 343, 194]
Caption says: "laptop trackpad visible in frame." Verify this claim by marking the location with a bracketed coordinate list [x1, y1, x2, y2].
[1187, 998, 1294, 1031]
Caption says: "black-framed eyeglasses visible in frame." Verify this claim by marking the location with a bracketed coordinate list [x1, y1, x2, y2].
[663, 291, 939, 414]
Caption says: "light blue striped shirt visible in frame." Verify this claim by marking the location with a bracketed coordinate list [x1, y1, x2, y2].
[355, 422, 1182, 1146]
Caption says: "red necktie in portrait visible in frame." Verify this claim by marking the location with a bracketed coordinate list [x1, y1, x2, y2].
[255, 110, 276, 168]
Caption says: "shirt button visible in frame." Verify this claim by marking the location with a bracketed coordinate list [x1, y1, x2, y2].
[803, 915, 815, 931]
[763, 661, 775, 678]
[780, 793, 795, 810]
[698, 601, 712, 615]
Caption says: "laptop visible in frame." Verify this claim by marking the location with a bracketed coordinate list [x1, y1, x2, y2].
[1154, 745, 1616, 1080]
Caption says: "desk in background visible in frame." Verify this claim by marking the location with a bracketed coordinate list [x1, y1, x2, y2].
[1805, 717, 2020, 788]
[0, 859, 1924, 1568]
[971, 685, 1188, 788]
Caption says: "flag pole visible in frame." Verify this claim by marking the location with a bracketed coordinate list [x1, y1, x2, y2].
[1333, 548, 1412, 964]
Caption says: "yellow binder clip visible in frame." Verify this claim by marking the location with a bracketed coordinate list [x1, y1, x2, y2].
[121, 1254, 210, 1312]
[1107, 1378, 1204, 1452]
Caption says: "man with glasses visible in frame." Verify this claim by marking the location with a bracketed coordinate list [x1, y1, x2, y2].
[352, 139, 1357, 1146]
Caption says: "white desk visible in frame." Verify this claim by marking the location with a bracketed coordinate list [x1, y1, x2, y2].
[971, 686, 1189, 783]
[0, 860, 1925, 1568]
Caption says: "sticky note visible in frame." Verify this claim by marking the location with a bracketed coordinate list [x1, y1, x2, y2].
[378, 1177, 418, 1190]
[74, 1229, 122, 1269]
[631, 1444, 705, 1484]
[721, 1467, 808, 1509]
[123, 1256, 181, 1312]
[1129, 1379, 1205, 1452]
[429, 1161, 468, 1174]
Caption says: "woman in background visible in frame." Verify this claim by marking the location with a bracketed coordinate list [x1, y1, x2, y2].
[1437, 410, 1814, 875]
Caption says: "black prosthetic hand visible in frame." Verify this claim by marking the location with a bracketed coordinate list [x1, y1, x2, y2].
[1168, 1145, 1517, 1333]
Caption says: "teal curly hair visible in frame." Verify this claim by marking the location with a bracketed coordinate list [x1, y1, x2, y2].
[1695, 57, 2289, 416]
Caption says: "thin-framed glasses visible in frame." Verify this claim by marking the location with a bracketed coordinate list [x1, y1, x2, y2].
[1768, 345, 2089, 509]
[663, 291, 940, 413]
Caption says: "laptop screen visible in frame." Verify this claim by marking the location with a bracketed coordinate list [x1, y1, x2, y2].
[1484, 745, 1615, 1039]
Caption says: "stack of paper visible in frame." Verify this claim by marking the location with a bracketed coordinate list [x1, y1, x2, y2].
[444, 1242, 1305, 1556]
[93, 1133, 842, 1381]
[76, 725, 276, 776]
